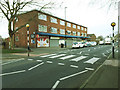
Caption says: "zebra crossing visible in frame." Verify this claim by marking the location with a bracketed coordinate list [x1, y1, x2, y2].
[38, 53, 100, 65]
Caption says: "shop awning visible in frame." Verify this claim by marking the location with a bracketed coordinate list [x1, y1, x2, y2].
[37, 32, 90, 39]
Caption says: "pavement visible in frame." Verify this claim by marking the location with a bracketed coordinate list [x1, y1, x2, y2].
[80, 47, 120, 89]
[1, 46, 120, 89]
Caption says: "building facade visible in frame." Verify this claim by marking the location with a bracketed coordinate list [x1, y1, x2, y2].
[14, 10, 89, 48]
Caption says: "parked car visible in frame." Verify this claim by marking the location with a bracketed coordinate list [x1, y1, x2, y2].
[89, 42, 97, 46]
[83, 42, 91, 47]
[72, 42, 84, 48]
[99, 41, 104, 45]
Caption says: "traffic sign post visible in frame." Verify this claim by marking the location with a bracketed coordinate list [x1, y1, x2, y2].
[111, 22, 116, 58]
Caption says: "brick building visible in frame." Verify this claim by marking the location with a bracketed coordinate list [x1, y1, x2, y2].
[87, 34, 96, 42]
[14, 10, 89, 48]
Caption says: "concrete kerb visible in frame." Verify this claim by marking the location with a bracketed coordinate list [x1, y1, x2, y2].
[79, 52, 112, 89]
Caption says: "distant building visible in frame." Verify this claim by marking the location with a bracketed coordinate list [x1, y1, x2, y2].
[87, 34, 96, 42]
[14, 10, 89, 48]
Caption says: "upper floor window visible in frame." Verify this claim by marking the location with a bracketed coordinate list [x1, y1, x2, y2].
[81, 27, 84, 30]
[38, 24, 47, 32]
[50, 17, 58, 24]
[85, 28, 87, 31]
[77, 26, 80, 29]
[15, 36, 19, 41]
[60, 29, 65, 34]
[60, 20, 65, 26]
[67, 22, 71, 27]
[73, 24, 76, 29]
[77, 32, 80, 36]
[81, 32, 84, 36]
[38, 13, 47, 21]
[84, 33, 87, 37]
[67, 30, 71, 35]
[73, 31, 76, 36]
[51, 27, 57, 33]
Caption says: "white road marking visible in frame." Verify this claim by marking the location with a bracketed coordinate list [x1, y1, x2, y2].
[85, 67, 94, 71]
[0, 70, 26, 76]
[46, 61, 53, 64]
[70, 56, 87, 62]
[88, 49, 90, 51]
[51, 80, 60, 90]
[94, 48, 96, 49]
[102, 53, 107, 57]
[84, 54, 89, 55]
[59, 70, 88, 81]
[59, 55, 76, 60]
[106, 50, 109, 53]
[2, 58, 25, 65]
[49, 54, 66, 58]
[70, 65, 78, 68]
[28, 62, 44, 71]
[58, 63, 65, 66]
[28, 59, 33, 60]
[84, 57, 100, 64]
[36, 60, 42, 62]
[79, 51, 82, 54]
[40, 54, 56, 57]
[93, 55, 98, 57]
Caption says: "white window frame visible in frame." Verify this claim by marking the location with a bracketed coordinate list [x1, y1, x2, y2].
[51, 27, 57, 33]
[67, 22, 71, 27]
[60, 20, 65, 26]
[38, 24, 47, 32]
[38, 13, 47, 21]
[50, 17, 58, 24]
[73, 24, 76, 29]
[60, 29, 65, 34]
[73, 31, 76, 36]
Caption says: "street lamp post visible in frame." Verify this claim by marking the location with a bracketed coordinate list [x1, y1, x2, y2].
[26, 24, 30, 57]
[111, 22, 116, 58]
[65, 7, 67, 48]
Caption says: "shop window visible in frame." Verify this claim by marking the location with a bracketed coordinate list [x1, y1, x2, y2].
[51, 27, 57, 33]
[38, 24, 47, 32]
[73, 31, 76, 36]
[15, 36, 19, 41]
[67, 22, 71, 27]
[50, 17, 58, 24]
[60, 29, 65, 34]
[38, 13, 47, 21]
[67, 30, 71, 35]
[60, 20, 65, 26]
[77, 32, 80, 36]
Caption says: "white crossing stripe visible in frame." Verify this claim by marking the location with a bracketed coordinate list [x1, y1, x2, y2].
[28, 59, 33, 60]
[58, 63, 65, 66]
[49, 54, 66, 58]
[36, 60, 42, 62]
[70, 56, 87, 62]
[85, 67, 94, 71]
[40, 54, 56, 57]
[59, 55, 76, 60]
[46, 61, 53, 64]
[70, 65, 78, 68]
[84, 57, 100, 64]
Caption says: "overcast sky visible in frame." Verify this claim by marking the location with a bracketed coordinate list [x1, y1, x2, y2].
[0, 0, 118, 38]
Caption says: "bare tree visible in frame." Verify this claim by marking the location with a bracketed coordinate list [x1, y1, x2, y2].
[88, 0, 119, 11]
[0, 0, 55, 49]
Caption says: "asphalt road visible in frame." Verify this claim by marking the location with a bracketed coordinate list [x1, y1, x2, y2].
[2, 45, 117, 89]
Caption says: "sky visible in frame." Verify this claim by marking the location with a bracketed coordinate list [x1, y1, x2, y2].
[0, 0, 119, 38]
